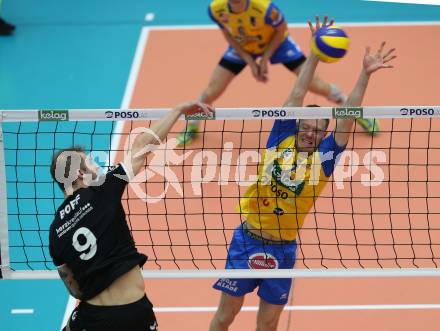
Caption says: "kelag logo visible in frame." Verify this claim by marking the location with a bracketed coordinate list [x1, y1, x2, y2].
[185, 112, 216, 120]
[252, 109, 286, 118]
[400, 108, 434, 116]
[105, 111, 139, 119]
[38, 110, 69, 121]
[332, 107, 363, 119]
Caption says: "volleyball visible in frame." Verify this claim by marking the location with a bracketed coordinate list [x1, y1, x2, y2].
[311, 25, 349, 63]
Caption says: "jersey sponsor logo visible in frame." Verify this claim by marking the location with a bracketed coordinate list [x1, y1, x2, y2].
[248, 253, 279, 269]
[270, 160, 305, 196]
[59, 194, 81, 220]
[56, 199, 94, 238]
[234, 26, 263, 45]
[269, 180, 289, 199]
[332, 107, 363, 119]
[400, 107, 434, 116]
[282, 148, 293, 161]
[38, 110, 69, 121]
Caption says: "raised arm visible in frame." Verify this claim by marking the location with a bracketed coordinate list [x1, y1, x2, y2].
[126, 102, 213, 177]
[283, 16, 332, 107]
[334, 42, 396, 146]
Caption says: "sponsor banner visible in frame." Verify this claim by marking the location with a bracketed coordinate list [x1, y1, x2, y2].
[399, 107, 437, 116]
[252, 109, 288, 118]
[38, 110, 69, 121]
[185, 112, 216, 120]
[332, 107, 363, 119]
[104, 111, 140, 119]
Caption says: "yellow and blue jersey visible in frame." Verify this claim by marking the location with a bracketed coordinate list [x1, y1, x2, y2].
[208, 0, 288, 55]
[238, 120, 346, 241]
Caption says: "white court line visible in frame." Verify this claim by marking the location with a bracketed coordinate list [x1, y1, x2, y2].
[11, 309, 34, 314]
[154, 304, 440, 313]
[109, 26, 151, 165]
[121, 27, 150, 110]
[364, 0, 440, 5]
[59, 27, 151, 331]
[147, 21, 440, 31]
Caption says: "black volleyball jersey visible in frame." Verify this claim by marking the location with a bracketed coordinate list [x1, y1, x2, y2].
[49, 163, 147, 301]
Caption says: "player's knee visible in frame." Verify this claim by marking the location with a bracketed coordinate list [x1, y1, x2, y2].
[256, 314, 280, 331]
[215, 306, 240, 327]
[214, 314, 235, 328]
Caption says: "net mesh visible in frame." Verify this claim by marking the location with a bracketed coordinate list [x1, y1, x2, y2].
[2, 112, 440, 274]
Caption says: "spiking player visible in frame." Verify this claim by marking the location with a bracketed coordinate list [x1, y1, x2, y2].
[49, 102, 213, 331]
[210, 16, 396, 331]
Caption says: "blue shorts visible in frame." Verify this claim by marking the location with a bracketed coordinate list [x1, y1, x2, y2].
[220, 35, 305, 74]
[213, 224, 297, 305]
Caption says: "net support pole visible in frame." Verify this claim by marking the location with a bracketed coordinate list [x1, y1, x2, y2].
[0, 113, 11, 279]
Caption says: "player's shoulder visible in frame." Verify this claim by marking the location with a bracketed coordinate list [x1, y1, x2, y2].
[210, 0, 228, 13]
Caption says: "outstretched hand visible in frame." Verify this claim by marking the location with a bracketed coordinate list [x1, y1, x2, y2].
[363, 42, 396, 75]
[307, 15, 334, 36]
[176, 101, 214, 116]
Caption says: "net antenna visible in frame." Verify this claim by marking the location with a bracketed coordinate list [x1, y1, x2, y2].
[1, 106, 440, 279]
[0, 114, 11, 279]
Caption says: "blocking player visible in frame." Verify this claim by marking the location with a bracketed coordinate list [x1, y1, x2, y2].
[209, 16, 395, 331]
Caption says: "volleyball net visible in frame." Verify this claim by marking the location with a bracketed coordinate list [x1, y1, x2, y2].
[1, 106, 440, 279]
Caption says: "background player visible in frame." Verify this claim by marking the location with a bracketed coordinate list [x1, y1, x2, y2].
[49, 102, 213, 331]
[209, 16, 396, 331]
[177, 0, 378, 146]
